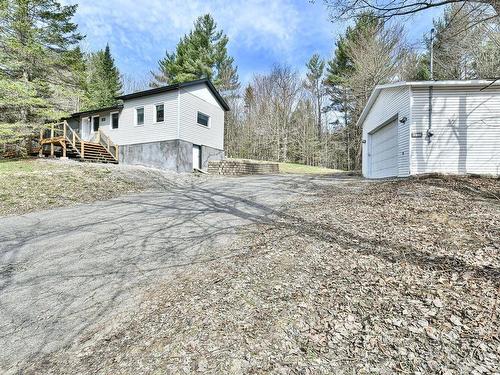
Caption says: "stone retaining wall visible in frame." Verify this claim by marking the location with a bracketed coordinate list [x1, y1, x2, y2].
[208, 160, 279, 175]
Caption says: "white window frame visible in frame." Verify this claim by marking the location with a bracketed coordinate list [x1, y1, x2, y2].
[135, 106, 145, 126]
[155, 103, 165, 123]
[110, 111, 119, 130]
[197, 111, 210, 128]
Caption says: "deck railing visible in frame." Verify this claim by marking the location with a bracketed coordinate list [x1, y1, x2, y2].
[96, 129, 119, 161]
[39, 121, 118, 161]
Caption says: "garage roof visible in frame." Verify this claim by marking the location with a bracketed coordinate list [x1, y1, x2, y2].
[357, 79, 500, 128]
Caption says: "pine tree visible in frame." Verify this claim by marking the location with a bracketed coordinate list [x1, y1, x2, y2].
[325, 13, 380, 130]
[304, 54, 326, 138]
[0, 0, 83, 151]
[150, 14, 239, 94]
[429, 3, 500, 80]
[84, 44, 122, 110]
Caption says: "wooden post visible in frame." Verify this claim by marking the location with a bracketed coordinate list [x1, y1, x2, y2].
[73, 131, 76, 146]
[106, 137, 110, 152]
[81, 141, 84, 159]
[62, 123, 67, 157]
[115, 145, 118, 161]
[39, 129, 43, 157]
[50, 124, 54, 157]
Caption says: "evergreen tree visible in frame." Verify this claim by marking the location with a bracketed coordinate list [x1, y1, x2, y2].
[325, 13, 410, 170]
[304, 54, 326, 138]
[84, 44, 122, 110]
[428, 3, 500, 80]
[0, 0, 83, 150]
[150, 14, 239, 94]
[325, 13, 380, 129]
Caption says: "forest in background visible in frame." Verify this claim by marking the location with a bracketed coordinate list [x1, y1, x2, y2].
[1, 0, 499, 169]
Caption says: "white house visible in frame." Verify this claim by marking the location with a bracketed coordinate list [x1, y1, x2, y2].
[67, 79, 229, 172]
[359, 80, 500, 179]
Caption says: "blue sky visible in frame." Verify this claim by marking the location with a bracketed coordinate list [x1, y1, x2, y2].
[64, 0, 443, 86]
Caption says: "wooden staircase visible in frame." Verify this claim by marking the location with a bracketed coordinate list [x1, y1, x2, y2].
[39, 121, 119, 164]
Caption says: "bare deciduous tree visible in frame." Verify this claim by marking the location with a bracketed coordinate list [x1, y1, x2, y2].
[318, 0, 499, 19]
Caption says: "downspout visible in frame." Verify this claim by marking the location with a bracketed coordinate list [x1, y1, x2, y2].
[426, 86, 434, 143]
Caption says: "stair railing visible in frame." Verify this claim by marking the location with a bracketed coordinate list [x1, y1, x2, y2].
[39, 121, 119, 161]
[97, 129, 119, 161]
[62, 121, 85, 159]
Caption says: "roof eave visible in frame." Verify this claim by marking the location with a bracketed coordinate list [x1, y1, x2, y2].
[70, 104, 124, 118]
[356, 79, 500, 128]
[115, 79, 230, 111]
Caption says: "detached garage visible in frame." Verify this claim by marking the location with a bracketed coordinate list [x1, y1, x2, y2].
[359, 80, 500, 179]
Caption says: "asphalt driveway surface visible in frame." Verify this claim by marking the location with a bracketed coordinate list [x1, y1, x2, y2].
[0, 173, 360, 373]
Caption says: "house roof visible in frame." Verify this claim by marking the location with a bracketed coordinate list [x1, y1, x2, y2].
[71, 104, 123, 118]
[116, 78, 230, 111]
[356, 79, 500, 128]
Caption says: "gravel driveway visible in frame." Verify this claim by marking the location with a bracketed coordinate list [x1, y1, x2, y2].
[0, 174, 361, 373]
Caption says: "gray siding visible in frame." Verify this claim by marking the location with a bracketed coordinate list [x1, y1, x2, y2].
[410, 86, 500, 176]
[361, 86, 410, 178]
[179, 87, 225, 151]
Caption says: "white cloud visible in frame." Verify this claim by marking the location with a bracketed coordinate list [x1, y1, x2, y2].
[62, 0, 340, 80]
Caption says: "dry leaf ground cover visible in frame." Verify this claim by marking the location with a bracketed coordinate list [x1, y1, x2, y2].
[28, 175, 500, 374]
[0, 159, 198, 216]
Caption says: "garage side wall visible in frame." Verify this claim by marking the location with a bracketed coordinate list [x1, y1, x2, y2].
[411, 86, 500, 176]
[362, 86, 410, 178]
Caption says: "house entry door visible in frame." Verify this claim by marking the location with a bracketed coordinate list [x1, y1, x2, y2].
[193, 145, 201, 170]
[81, 118, 91, 141]
[92, 116, 100, 132]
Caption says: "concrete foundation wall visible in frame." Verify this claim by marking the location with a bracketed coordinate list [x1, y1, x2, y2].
[119, 139, 192, 173]
[119, 140, 224, 173]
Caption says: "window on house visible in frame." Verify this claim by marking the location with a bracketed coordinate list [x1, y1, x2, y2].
[111, 112, 119, 129]
[136, 107, 144, 125]
[197, 112, 209, 127]
[156, 104, 164, 122]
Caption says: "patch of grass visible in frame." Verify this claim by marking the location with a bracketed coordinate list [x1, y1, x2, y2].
[0, 159, 38, 173]
[279, 162, 341, 175]
[0, 159, 144, 217]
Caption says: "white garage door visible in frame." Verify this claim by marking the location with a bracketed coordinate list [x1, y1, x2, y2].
[369, 120, 398, 178]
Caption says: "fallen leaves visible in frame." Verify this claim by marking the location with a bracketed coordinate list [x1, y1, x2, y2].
[24, 174, 500, 374]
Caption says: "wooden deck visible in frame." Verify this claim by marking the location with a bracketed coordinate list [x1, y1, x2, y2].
[39, 122, 119, 164]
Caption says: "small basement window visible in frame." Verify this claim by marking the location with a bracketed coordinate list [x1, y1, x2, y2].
[136, 107, 144, 125]
[156, 104, 164, 122]
[197, 112, 209, 127]
[111, 112, 119, 129]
